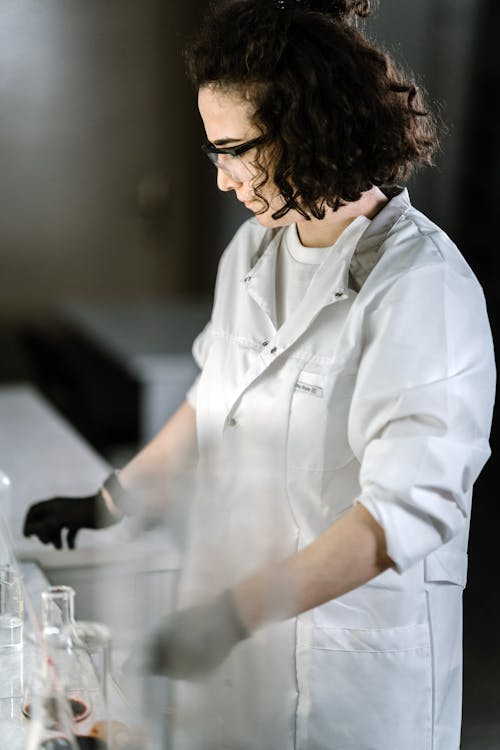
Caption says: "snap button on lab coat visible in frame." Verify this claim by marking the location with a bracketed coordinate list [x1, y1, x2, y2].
[262, 340, 269, 347]
[244, 275, 252, 283]
[270, 347, 277, 354]
[228, 417, 237, 427]
[334, 289, 345, 298]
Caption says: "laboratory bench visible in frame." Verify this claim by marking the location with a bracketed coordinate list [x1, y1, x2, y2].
[0, 382, 180, 747]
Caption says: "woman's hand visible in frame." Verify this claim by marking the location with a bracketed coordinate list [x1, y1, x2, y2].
[23, 490, 119, 549]
[130, 591, 249, 680]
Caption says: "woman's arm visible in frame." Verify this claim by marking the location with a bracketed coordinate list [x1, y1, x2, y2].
[23, 399, 198, 547]
[141, 503, 394, 678]
[103, 399, 198, 517]
[233, 503, 394, 631]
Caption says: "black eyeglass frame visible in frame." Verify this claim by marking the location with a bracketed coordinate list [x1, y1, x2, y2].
[201, 134, 267, 161]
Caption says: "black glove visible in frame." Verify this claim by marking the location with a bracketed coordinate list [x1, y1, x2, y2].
[23, 475, 125, 549]
[140, 590, 249, 680]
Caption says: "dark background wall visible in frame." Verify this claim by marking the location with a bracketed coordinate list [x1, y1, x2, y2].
[0, 0, 486, 317]
[0, 0, 209, 323]
[0, 1, 497, 744]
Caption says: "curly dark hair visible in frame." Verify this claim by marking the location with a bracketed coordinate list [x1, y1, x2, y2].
[185, 0, 440, 219]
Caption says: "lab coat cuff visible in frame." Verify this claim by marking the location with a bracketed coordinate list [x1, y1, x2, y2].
[102, 471, 135, 517]
[355, 485, 462, 575]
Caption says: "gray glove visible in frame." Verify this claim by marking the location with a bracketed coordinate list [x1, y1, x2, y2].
[144, 590, 249, 680]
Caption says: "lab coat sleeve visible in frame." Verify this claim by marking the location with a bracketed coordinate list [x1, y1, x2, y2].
[350, 262, 496, 573]
[185, 221, 251, 408]
[186, 322, 213, 409]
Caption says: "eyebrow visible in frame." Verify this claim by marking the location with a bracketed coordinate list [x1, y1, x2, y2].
[211, 137, 245, 147]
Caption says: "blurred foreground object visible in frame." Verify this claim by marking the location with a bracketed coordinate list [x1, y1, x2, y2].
[25, 658, 80, 750]
[89, 719, 145, 749]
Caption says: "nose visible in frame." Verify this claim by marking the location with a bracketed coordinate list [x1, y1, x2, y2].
[216, 166, 242, 192]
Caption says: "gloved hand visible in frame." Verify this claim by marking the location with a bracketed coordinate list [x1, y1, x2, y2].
[23, 488, 118, 550]
[138, 590, 249, 680]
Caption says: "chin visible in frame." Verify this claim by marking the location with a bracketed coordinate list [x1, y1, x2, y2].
[252, 211, 274, 226]
[253, 209, 290, 228]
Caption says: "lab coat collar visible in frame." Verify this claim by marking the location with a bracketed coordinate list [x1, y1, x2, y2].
[274, 214, 372, 346]
[350, 187, 411, 290]
[362, 187, 410, 245]
[226, 188, 412, 420]
[242, 187, 411, 328]
[241, 212, 372, 332]
[240, 230, 280, 328]
[277, 185, 414, 348]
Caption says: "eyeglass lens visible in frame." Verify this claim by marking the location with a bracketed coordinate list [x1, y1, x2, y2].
[211, 152, 249, 180]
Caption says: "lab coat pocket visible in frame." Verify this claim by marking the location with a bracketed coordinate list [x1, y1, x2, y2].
[307, 623, 432, 750]
[287, 369, 356, 472]
[424, 548, 468, 587]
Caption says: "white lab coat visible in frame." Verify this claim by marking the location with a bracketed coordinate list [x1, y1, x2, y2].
[172, 189, 495, 750]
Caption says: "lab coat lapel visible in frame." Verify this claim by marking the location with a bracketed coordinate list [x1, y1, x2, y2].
[277, 216, 372, 347]
[242, 230, 280, 329]
[224, 216, 371, 422]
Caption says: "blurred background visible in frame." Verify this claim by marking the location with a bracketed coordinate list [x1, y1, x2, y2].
[0, 0, 498, 746]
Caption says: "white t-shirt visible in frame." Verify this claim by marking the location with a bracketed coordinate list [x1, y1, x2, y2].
[275, 224, 326, 328]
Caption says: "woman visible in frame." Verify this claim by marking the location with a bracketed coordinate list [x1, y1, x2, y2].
[24, 1, 495, 748]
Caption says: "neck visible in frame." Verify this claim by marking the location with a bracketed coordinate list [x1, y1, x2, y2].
[296, 186, 388, 248]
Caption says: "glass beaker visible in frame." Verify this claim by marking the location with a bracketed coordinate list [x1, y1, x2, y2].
[0, 565, 24, 651]
[0, 470, 15, 566]
[0, 564, 24, 724]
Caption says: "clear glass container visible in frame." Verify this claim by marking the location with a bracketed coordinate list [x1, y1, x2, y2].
[73, 622, 111, 704]
[0, 564, 24, 651]
[25, 658, 79, 750]
[0, 469, 15, 566]
[0, 564, 24, 731]
[39, 586, 107, 737]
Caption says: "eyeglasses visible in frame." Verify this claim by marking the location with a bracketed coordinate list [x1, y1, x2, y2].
[201, 135, 267, 180]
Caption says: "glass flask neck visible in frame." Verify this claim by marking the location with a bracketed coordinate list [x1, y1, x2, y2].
[42, 586, 76, 633]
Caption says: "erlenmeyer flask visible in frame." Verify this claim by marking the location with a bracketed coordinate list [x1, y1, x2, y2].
[40, 586, 107, 737]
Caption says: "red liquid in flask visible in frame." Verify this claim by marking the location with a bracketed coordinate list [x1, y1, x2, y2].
[23, 697, 91, 723]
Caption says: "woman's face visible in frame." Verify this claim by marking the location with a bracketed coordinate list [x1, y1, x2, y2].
[198, 85, 303, 228]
